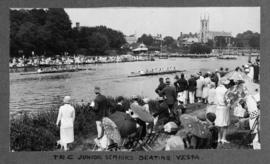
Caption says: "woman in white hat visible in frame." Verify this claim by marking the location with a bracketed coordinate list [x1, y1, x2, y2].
[215, 80, 230, 144]
[56, 96, 75, 151]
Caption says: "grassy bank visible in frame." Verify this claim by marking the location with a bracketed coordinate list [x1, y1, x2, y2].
[10, 96, 252, 151]
[10, 96, 158, 151]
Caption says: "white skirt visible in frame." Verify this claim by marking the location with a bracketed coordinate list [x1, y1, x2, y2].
[60, 127, 74, 144]
[206, 105, 216, 114]
[215, 106, 230, 127]
[202, 86, 209, 99]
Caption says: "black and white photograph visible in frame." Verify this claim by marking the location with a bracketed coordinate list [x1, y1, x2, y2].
[9, 7, 261, 152]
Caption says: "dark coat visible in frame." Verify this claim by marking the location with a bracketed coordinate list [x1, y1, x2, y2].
[115, 104, 125, 113]
[155, 82, 167, 95]
[174, 78, 188, 92]
[210, 74, 219, 87]
[159, 85, 177, 105]
[188, 77, 197, 92]
[153, 102, 170, 126]
[93, 94, 108, 121]
[253, 64, 259, 82]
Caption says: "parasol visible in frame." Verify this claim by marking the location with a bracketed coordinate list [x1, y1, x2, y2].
[222, 71, 252, 82]
[224, 83, 248, 107]
[179, 114, 211, 139]
[223, 79, 259, 107]
[108, 111, 137, 138]
[102, 117, 122, 145]
[130, 103, 154, 123]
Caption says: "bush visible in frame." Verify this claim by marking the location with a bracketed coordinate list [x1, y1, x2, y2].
[10, 96, 160, 151]
[10, 112, 58, 151]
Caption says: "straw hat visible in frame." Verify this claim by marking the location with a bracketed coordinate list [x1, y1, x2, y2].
[63, 96, 71, 104]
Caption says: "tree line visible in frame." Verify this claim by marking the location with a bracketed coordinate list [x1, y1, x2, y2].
[10, 8, 260, 57]
[10, 8, 126, 57]
[137, 31, 260, 54]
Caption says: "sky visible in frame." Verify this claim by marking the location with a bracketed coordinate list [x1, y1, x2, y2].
[65, 7, 260, 39]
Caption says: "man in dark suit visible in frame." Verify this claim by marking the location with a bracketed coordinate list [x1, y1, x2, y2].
[188, 74, 197, 104]
[92, 86, 108, 141]
[155, 77, 167, 96]
[159, 78, 177, 115]
[175, 73, 189, 104]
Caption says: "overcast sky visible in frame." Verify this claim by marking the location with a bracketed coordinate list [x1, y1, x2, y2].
[65, 7, 260, 38]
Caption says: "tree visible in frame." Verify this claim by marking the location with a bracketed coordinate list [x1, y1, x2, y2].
[88, 32, 109, 55]
[248, 33, 260, 49]
[163, 36, 175, 47]
[137, 34, 154, 46]
[43, 8, 73, 55]
[235, 30, 260, 49]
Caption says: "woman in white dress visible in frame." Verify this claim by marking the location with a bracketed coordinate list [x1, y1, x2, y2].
[215, 81, 230, 144]
[206, 82, 217, 114]
[56, 96, 75, 151]
[202, 73, 212, 104]
[196, 73, 204, 103]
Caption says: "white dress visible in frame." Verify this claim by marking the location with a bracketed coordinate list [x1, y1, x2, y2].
[247, 66, 254, 80]
[202, 77, 211, 99]
[196, 76, 204, 98]
[214, 85, 230, 127]
[56, 104, 75, 144]
[208, 88, 216, 104]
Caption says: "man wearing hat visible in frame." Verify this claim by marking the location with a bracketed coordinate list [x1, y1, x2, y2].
[92, 86, 108, 142]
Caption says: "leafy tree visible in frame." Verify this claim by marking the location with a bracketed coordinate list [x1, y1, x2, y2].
[88, 32, 109, 55]
[248, 33, 260, 49]
[235, 30, 260, 49]
[43, 8, 73, 55]
[137, 34, 154, 46]
[163, 36, 175, 47]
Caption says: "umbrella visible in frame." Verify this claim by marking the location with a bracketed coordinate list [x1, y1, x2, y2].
[222, 71, 252, 82]
[179, 114, 211, 139]
[243, 80, 260, 96]
[224, 83, 248, 107]
[130, 103, 154, 123]
[108, 111, 137, 138]
[102, 117, 122, 145]
[223, 79, 260, 107]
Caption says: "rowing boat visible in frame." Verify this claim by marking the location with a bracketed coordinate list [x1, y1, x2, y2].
[20, 68, 89, 75]
[128, 70, 185, 77]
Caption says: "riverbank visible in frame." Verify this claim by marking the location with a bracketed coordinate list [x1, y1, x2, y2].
[10, 96, 252, 151]
[9, 55, 154, 73]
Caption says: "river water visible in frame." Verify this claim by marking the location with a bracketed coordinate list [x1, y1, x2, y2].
[10, 56, 251, 112]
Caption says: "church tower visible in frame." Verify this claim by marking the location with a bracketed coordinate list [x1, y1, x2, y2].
[200, 15, 209, 43]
